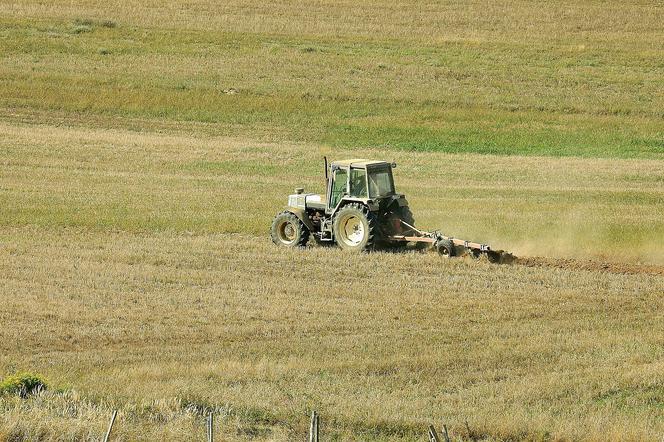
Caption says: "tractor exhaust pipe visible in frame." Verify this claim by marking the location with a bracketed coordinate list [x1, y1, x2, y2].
[324, 156, 328, 181]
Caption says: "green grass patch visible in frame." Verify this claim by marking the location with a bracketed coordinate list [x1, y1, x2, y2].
[0, 15, 662, 159]
[0, 372, 49, 398]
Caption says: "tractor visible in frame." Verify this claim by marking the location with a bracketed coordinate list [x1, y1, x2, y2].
[270, 158, 510, 262]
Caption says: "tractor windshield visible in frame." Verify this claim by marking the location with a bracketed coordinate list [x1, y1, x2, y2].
[368, 167, 394, 198]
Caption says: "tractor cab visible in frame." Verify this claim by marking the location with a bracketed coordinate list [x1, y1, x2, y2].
[326, 159, 396, 213]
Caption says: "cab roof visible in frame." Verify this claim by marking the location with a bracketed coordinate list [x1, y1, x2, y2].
[330, 159, 390, 168]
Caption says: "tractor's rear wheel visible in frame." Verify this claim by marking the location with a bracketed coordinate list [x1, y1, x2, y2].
[396, 206, 415, 233]
[333, 203, 376, 252]
[270, 211, 309, 247]
[378, 204, 416, 250]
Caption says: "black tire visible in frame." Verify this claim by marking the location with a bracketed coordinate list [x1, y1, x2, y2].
[396, 206, 415, 233]
[270, 211, 309, 247]
[332, 203, 377, 252]
[377, 204, 416, 250]
[381, 204, 416, 235]
[435, 239, 455, 258]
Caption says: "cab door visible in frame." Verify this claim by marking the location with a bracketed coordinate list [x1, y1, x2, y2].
[327, 167, 348, 212]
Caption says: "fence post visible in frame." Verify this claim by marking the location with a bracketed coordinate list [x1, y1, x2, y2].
[207, 412, 214, 442]
[428, 425, 440, 442]
[442, 424, 451, 442]
[309, 411, 319, 442]
[102, 410, 117, 442]
[315, 412, 320, 442]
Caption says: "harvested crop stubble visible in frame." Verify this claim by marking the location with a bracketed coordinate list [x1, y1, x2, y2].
[1, 229, 663, 441]
[1, 121, 662, 264]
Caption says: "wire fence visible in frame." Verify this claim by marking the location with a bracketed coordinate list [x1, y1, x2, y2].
[102, 409, 465, 441]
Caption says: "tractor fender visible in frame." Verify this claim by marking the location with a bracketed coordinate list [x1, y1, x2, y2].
[285, 207, 315, 232]
[393, 194, 409, 207]
[332, 198, 377, 215]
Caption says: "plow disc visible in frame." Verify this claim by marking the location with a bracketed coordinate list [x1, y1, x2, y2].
[390, 220, 514, 264]
[481, 249, 516, 264]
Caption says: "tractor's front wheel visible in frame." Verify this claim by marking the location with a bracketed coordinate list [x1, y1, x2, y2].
[270, 211, 309, 247]
[333, 203, 376, 252]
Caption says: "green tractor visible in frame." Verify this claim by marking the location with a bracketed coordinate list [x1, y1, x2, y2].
[270, 158, 415, 251]
[270, 158, 510, 261]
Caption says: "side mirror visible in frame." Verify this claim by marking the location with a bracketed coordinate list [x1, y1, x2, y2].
[391, 162, 397, 168]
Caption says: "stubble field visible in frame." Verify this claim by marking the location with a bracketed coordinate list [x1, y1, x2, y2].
[1, 1, 663, 441]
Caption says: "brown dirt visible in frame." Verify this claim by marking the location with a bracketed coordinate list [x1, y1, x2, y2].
[514, 256, 664, 276]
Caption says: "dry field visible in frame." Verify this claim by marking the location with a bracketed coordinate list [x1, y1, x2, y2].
[1, 120, 662, 263]
[1, 228, 663, 441]
[1, 0, 663, 441]
[1, 122, 663, 441]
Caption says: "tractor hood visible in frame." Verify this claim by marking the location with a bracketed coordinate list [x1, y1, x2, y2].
[288, 192, 326, 211]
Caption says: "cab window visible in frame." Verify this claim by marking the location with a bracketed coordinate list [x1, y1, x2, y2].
[330, 168, 347, 208]
[349, 168, 367, 198]
[368, 167, 394, 198]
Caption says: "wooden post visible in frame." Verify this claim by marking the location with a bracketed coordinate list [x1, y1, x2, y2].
[442, 424, 451, 442]
[207, 412, 214, 442]
[102, 410, 117, 442]
[309, 411, 319, 442]
[309, 411, 314, 442]
[465, 420, 475, 440]
[428, 425, 440, 442]
[315, 412, 320, 442]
